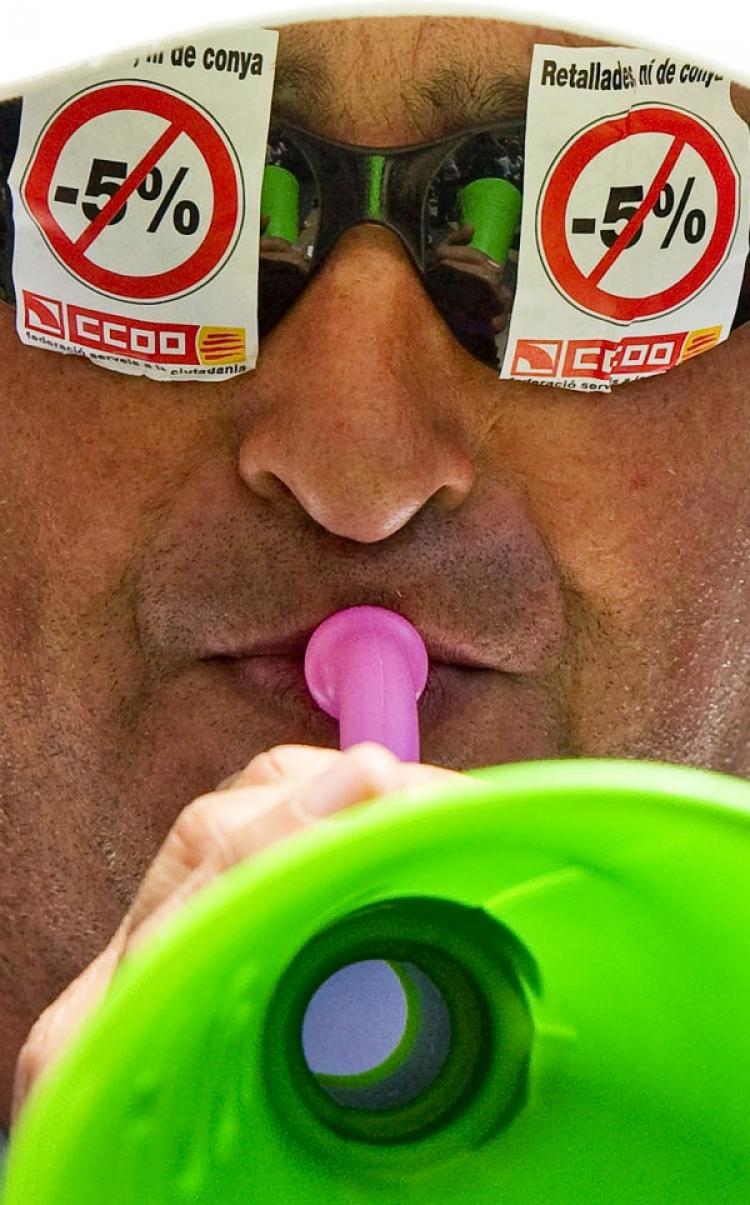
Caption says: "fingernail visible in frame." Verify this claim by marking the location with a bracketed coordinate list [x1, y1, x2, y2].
[302, 750, 397, 818]
[302, 762, 354, 817]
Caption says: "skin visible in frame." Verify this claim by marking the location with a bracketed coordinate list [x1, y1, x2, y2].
[2, 16, 750, 1127]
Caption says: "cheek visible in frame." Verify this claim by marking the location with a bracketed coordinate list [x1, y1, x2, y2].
[491, 346, 750, 761]
[0, 351, 224, 616]
[505, 356, 750, 615]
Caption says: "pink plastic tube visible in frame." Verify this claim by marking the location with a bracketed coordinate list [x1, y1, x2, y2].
[303, 606, 429, 762]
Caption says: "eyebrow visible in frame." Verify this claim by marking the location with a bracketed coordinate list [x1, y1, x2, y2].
[271, 48, 337, 126]
[271, 49, 528, 140]
[403, 65, 528, 136]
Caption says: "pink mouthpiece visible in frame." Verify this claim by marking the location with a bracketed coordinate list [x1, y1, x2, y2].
[303, 606, 429, 762]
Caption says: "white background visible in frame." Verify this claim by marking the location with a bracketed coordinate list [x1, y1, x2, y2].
[2, 0, 750, 97]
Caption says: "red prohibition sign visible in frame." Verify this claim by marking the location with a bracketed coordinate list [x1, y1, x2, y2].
[538, 106, 739, 321]
[23, 82, 241, 301]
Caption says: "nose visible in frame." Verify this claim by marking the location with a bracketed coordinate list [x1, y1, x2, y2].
[237, 226, 479, 543]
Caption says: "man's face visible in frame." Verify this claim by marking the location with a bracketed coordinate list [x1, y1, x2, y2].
[1, 15, 750, 1072]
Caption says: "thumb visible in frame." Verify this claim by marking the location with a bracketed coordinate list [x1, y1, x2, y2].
[12, 928, 127, 1124]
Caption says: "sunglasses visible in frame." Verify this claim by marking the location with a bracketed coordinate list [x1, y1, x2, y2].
[2, 96, 749, 372]
[258, 119, 526, 366]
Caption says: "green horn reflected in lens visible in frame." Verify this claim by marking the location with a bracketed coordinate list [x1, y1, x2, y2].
[460, 176, 522, 264]
[261, 164, 300, 242]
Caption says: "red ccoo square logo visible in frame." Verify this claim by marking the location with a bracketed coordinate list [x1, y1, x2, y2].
[23, 290, 65, 339]
[510, 339, 563, 377]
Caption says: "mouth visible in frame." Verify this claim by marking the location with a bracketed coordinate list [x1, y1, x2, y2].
[199, 606, 561, 768]
[209, 622, 505, 673]
[209, 647, 498, 740]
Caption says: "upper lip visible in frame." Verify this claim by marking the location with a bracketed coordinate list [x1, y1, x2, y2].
[210, 619, 501, 671]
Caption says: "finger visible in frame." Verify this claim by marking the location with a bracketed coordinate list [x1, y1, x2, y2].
[128, 742, 418, 926]
[441, 224, 475, 245]
[120, 852, 232, 959]
[202, 744, 407, 847]
[259, 235, 303, 253]
[122, 744, 402, 950]
[291, 741, 404, 816]
[287, 743, 467, 818]
[125, 745, 444, 954]
[231, 744, 342, 787]
[389, 760, 469, 795]
[122, 779, 331, 957]
[126, 751, 468, 956]
[12, 934, 126, 1123]
[123, 745, 393, 931]
[119, 780, 297, 931]
[436, 246, 501, 267]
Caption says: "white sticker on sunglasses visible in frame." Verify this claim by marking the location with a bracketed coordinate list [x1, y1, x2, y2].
[501, 45, 750, 391]
[8, 27, 277, 381]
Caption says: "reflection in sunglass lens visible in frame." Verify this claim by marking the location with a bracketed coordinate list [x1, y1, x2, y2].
[424, 130, 525, 366]
[258, 131, 319, 337]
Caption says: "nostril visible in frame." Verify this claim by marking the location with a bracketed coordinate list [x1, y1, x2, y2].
[241, 467, 294, 504]
[432, 478, 475, 513]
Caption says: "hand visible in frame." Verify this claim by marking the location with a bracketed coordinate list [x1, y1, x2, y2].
[434, 225, 513, 333]
[12, 743, 464, 1124]
[259, 212, 312, 273]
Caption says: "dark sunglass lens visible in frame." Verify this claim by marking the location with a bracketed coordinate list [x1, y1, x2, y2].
[424, 130, 524, 366]
[732, 250, 750, 331]
[259, 131, 320, 337]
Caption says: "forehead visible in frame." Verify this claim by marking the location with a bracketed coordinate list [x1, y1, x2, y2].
[272, 16, 750, 145]
[273, 17, 584, 144]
